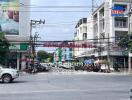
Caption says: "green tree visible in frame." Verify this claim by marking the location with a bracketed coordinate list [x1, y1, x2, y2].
[48, 53, 53, 62]
[118, 34, 132, 50]
[37, 50, 53, 62]
[0, 32, 10, 65]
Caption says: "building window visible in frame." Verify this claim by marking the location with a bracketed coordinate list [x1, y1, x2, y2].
[69, 48, 72, 51]
[83, 33, 87, 40]
[69, 53, 72, 58]
[82, 18, 87, 23]
[115, 17, 128, 28]
[65, 55, 67, 59]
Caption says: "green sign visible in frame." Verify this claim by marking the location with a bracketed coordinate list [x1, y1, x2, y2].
[58, 48, 62, 62]
[20, 43, 28, 50]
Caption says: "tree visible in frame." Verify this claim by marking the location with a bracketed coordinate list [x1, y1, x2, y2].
[118, 34, 132, 50]
[48, 53, 53, 62]
[0, 32, 10, 65]
[37, 50, 53, 62]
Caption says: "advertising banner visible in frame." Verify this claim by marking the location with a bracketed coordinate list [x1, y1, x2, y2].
[0, 0, 19, 35]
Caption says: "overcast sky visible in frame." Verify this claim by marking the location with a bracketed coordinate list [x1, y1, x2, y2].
[30, 0, 103, 52]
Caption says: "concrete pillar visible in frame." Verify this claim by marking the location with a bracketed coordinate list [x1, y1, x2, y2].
[17, 54, 20, 70]
[21, 54, 26, 70]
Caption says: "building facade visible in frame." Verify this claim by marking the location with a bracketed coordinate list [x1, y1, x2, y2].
[54, 47, 73, 64]
[74, 17, 94, 62]
[0, 0, 30, 70]
[74, 18, 87, 59]
[91, 0, 132, 68]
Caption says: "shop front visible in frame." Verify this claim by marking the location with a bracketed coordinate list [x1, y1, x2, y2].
[8, 43, 29, 70]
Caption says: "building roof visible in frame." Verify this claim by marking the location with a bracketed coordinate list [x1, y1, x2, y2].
[75, 18, 87, 28]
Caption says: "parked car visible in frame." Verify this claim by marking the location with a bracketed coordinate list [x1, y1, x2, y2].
[0, 65, 19, 83]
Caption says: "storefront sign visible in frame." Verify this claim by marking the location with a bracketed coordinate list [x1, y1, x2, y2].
[111, 4, 127, 16]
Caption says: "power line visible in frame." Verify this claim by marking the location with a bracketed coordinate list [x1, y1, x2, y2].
[1, 5, 98, 8]
[20, 10, 91, 12]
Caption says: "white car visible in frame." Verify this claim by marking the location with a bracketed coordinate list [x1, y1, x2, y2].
[0, 65, 19, 83]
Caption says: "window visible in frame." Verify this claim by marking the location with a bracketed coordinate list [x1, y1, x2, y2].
[69, 53, 72, 58]
[115, 17, 128, 28]
[69, 48, 72, 51]
[83, 33, 87, 40]
[83, 18, 87, 23]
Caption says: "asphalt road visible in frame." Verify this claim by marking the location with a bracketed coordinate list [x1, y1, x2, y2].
[0, 70, 132, 100]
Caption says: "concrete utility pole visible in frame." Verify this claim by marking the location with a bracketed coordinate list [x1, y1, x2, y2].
[128, 0, 132, 73]
[107, 33, 110, 72]
[30, 19, 45, 70]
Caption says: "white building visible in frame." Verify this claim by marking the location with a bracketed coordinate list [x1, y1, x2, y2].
[92, 0, 132, 68]
[0, 0, 30, 70]
[74, 18, 87, 59]
[74, 17, 94, 61]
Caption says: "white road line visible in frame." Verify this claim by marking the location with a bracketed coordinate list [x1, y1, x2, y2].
[0, 89, 92, 95]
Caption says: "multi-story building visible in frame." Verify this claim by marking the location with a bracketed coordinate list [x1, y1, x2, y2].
[62, 48, 73, 62]
[74, 18, 87, 60]
[74, 17, 93, 62]
[54, 47, 73, 64]
[92, 0, 132, 68]
[0, 0, 30, 70]
[54, 48, 62, 63]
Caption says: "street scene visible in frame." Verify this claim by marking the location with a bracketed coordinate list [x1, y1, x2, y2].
[0, 69, 132, 100]
[0, 0, 132, 100]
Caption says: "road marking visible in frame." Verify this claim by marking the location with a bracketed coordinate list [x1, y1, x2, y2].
[0, 89, 92, 95]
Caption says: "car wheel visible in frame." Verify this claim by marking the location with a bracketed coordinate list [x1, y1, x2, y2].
[2, 74, 12, 83]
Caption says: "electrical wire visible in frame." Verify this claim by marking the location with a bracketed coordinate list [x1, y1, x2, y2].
[1, 5, 98, 8]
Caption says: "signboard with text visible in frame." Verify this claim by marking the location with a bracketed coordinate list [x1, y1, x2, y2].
[111, 4, 127, 16]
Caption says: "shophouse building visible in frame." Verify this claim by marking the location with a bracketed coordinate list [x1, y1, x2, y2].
[92, 0, 132, 68]
[0, 0, 30, 70]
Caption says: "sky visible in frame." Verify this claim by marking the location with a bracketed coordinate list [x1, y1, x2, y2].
[30, 0, 103, 52]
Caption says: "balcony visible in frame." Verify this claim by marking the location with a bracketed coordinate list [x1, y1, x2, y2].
[115, 22, 128, 28]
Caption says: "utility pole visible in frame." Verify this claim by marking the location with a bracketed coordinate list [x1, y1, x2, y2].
[30, 19, 45, 71]
[107, 33, 110, 72]
[92, 0, 94, 13]
[128, 0, 132, 73]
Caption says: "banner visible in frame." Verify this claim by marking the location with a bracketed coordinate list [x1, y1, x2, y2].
[0, 0, 19, 35]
